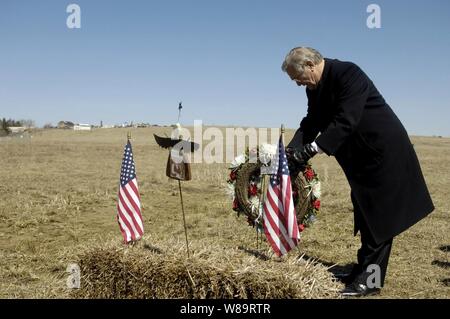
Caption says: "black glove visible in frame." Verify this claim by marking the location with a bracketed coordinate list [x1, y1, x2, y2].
[286, 144, 318, 171]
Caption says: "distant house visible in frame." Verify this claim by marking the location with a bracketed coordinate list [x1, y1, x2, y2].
[57, 121, 75, 129]
[8, 127, 27, 134]
[74, 124, 92, 131]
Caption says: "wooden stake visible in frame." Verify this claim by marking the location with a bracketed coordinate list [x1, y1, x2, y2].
[178, 180, 191, 258]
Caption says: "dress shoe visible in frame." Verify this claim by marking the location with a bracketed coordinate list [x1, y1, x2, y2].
[341, 282, 381, 297]
[333, 272, 354, 285]
[333, 266, 361, 285]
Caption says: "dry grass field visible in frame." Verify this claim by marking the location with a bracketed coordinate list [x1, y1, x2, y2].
[0, 127, 449, 298]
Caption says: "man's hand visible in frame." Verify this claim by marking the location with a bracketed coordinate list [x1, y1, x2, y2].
[286, 144, 318, 172]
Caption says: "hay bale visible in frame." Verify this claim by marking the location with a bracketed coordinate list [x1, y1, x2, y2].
[73, 237, 341, 299]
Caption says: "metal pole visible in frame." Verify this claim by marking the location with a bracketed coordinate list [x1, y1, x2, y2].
[256, 221, 259, 250]
[178, 180, 190, 258]
[257, 176, 263, 250]
[281, 124, 301, 254]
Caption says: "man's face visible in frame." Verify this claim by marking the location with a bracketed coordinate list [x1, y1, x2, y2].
[286, 64, 318, 90]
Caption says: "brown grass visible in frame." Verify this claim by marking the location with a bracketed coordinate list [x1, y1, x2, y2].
[0, 127, 449, 298]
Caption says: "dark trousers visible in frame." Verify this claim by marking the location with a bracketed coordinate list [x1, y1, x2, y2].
[351, 192, 393, 287]
[353, 212, 393, 287]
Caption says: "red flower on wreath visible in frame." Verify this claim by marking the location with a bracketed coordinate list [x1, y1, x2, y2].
[229, 170, 237, 181]
[248, 184, 258, 196]
[298, 224, 305, 232]
[304, 168, 315, 181]
[313, 199, 321, 210]
[232, 198, 239, 211]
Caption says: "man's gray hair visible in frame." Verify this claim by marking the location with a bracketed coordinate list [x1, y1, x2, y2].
[281, 47, 323, 73]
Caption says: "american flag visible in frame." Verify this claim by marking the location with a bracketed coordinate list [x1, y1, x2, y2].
[262, 137, 300, 256]
[117, 140, 144, 243]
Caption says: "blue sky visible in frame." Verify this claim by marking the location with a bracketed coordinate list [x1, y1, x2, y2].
[1, 0, 450, 136]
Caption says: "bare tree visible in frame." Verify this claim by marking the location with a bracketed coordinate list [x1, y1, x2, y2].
[21, 119, 35, 128]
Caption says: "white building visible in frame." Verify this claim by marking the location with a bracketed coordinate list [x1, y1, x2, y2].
[8, 127, 27, 133]
[74, 124, 92, 131]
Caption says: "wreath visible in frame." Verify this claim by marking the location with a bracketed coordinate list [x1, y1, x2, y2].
[227, 145, 321, 232]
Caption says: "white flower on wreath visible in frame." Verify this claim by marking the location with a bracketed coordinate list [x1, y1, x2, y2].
[225, 183, 236, 200]
[230, 154, 247, 169]
[259, 143, 277, 165]
[311, 180, 321, 199]
[249, 196, 261, 214]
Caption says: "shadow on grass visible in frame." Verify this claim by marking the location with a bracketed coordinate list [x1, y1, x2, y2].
[143, 243, 163, 254]
[238, 247, 355, 280]
[238, 246, 270, 261]
[439, 245, 450, 252]
[432, 260, 450, 269]
[299, 254, 356, 280]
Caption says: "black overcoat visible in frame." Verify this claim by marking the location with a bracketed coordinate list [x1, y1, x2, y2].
[288, 58, 434, 244]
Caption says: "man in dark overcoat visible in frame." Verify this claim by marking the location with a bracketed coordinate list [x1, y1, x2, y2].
[282, 47, 434, 297]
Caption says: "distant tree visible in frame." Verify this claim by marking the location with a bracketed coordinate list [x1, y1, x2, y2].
[21, 119, 35, 128]
[1, 118, 10, 136]
[6, 118, 22, 127]
[43, 123, 54, 129]
[0, 118, 35, 133]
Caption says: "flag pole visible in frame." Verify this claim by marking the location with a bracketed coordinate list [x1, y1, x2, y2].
[280, 124, 288, 260]
[256, 162, 262, 250]
[256, 125, 285, 251]
[281, 124, 302, 255]
[121, 131, 142, 247]
[257, 175, 267, 250]
[127, 130, 133, 247]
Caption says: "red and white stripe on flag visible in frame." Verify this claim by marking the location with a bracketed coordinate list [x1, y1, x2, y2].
[262, 138, 300, 256]
[117, 141, 144, 243]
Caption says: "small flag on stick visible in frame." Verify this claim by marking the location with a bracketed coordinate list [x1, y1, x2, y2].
[117, 136, 144, 243]
[262, 135, 300, 256]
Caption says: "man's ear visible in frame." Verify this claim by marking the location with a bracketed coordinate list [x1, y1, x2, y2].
[305, 61, 315, 69]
